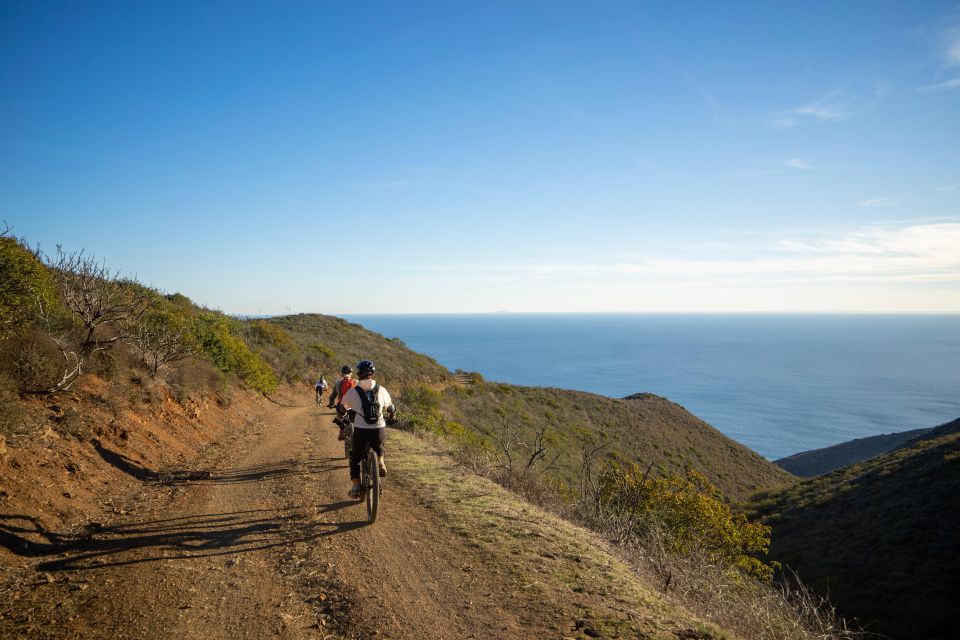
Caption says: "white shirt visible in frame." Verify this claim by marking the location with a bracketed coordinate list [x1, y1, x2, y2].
[341, 379, 393, 429]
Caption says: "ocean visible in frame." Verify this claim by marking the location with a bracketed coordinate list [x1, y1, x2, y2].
[343, 314, 960, 459]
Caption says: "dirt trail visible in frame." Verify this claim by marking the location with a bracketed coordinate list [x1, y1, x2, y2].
[3, 403, 546, 640]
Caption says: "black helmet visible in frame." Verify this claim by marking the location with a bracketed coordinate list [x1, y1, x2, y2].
[356, 360, 376, 378]
[340, 365, 353, 375]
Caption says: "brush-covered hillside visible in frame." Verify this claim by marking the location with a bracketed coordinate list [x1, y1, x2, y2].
[748, 418, 960, 640]
[774, 427, 932, 477]
[403, 382, 794, 501]
[261, 314, 794, 501]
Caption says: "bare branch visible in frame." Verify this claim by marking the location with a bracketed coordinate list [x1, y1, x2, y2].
[34, 247, 153, 392]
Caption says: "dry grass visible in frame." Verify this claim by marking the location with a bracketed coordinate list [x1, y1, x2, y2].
[396, 421, 862, 640]
[389, 428, 730, 640]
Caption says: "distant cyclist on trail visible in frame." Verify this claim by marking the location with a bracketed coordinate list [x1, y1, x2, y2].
[329, 365, 358, 440]
[340, 360, 395, 499]
[314, 375, 328, 405]
[328, 365, 356, 409]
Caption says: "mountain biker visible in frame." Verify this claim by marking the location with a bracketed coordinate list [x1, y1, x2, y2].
[314, 375, 328, 405]
[340, 359, 395, 499]
[329, 365, 357, 440]
[328, 365, 355, 408]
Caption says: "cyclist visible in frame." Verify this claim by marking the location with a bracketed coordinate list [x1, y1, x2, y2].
[314, 375, 328, 405]
[329, 365, 357, 440]
[339, 359, 395, 498]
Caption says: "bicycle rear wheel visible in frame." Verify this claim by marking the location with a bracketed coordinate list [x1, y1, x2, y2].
[342, 421, 353, 460]
[366, 449, 380, 523]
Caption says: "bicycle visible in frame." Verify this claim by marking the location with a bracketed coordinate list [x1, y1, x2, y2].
[338, 416, 381, 523]
[358, 442, 382, 523]
[338, 415, 352, 460]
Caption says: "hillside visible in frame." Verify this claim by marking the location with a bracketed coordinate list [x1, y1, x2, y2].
[421, 384, 794, 501]
[267, 313, 452, 389]
[748, 420, 960, 640]
[261, 314, 793, 501]
[774, 427, 931, 477]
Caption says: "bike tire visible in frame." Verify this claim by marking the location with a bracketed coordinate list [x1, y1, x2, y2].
[342, 422, 353, 460]
[366, 449, 380, 523]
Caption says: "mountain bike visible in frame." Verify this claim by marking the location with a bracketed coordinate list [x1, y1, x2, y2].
[358, 444, 382, 523]
[338, 417, 381, 523]
[338, 416, 352, 460]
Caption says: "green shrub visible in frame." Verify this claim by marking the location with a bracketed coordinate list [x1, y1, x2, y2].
[599, 464, 776, 580]
[190, 313, 278, 394]
[0, 237, 55, 340]
[0, 329, 62, 393]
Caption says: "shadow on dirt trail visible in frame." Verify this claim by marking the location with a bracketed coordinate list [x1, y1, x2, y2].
[95, 441, 346, 485]
[1, 451, 366, 572]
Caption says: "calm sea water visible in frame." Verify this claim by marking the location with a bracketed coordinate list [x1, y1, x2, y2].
[343, 314, 960, 459]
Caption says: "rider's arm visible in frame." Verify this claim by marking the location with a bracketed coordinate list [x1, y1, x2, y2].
[381, 388, 397, 424]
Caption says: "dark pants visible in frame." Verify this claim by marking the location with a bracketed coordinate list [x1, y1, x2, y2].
[349, 427, 385, 480]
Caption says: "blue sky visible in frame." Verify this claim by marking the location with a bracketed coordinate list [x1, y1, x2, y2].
[2, 1, 959, 313]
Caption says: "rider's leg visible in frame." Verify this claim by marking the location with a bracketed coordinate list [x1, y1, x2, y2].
[371, 427, 387, 477]
[348, 428, 365, 497]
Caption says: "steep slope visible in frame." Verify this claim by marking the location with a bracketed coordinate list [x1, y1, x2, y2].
[429, 384, 794, 501]
[748, 422, 960, 640]
[267, 313, 451, 389]
[774, 427, 931, 477]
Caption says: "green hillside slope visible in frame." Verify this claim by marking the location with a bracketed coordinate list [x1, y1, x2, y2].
[774, 427, 931, 477]
[266, 313, 451, 388]
[748, 421, 960, 640]
[264, 314, 794, 501]
[429, 384, 795, 501]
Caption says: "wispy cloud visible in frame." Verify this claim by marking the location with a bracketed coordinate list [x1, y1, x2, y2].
[394, 222, 960, 312]
[785, 157, 814, 171]
[918, 76, 960, 91]
[414, 222, 960, 285]
[769, 91, 856, 129]
[857, 197, 897, 207]
[935, 184, 959, 192]
[917, 19, 960, 91]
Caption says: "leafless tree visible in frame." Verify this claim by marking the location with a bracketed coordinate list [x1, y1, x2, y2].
[1, 220, 11, 237]
[484, 417, 562, 487]
[577, 434, 612, 510]
[132, 312, 194, 376]
[36, 247, 152, 392]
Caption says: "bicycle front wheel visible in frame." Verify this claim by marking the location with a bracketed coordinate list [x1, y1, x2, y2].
[366, 449, 380, 523]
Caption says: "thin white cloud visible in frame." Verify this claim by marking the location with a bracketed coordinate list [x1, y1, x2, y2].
[412, 222, 960, 286]
[918, 76, 960, 91]
[917, 20, 960, 90]
[858, 197, 897, 207]
[382, 222, 960, 312]
[785, 157, 814, 171]
[769, 91, 856, 129]
[935, 184, 959, 192]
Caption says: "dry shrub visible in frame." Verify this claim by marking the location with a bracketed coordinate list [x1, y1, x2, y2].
[167, 358, 224, 405]
[617, 525, 864, 640]
[0, 329, 62, 393]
